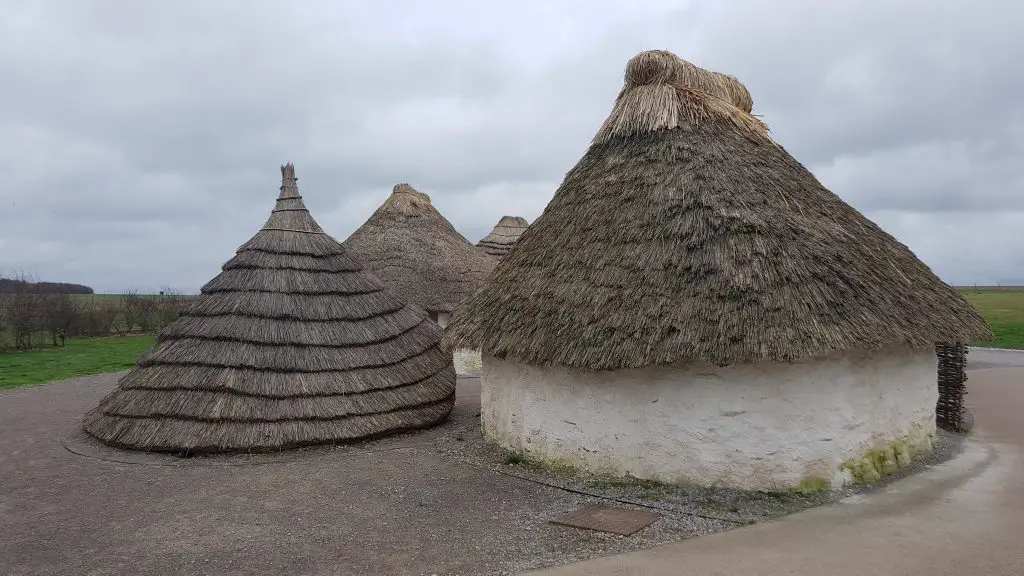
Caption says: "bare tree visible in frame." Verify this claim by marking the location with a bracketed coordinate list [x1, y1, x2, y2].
[136, 296, 159, 333]
[41, 293, 79, 346]
[5, 271, 45, 350]
[0, 277, 7, 350]
[157, 286, 186, 329]
[78, 299, 119, 337]
[120, 289, 143, 335]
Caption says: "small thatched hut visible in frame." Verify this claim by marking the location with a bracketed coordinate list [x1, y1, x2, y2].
[343, 183, 495, 375]
[83, 164, 455, 453]
[476, 216, 530, 260]
[445, 50, 992, 490]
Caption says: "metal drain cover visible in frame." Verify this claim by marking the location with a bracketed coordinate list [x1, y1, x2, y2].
[550, 504, 660, 536]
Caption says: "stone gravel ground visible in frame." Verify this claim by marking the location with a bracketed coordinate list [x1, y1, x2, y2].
[0, 373, 961, 576]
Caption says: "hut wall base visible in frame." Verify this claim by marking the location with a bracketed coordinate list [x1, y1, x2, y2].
[480, 349, 938, 491]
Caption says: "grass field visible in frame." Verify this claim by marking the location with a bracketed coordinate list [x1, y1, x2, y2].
[0, 335, 155, 391]
[959, 290, 1024, 350]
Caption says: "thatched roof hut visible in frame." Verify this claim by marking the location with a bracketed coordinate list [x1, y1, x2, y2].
[342, 183, 495, 322]
[476, 216, 530, 260]
[444, 50, 991, 491]
[83, 165, 455, 453]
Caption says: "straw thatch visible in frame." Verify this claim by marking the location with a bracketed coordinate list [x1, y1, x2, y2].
[83, 164, 455, 453]
[476, 216, 530, 260]
[593, 50, 769, 146]
[619, 49, 754, 113]
[342, 183, 496, 314]
[444, 50, 992, 370]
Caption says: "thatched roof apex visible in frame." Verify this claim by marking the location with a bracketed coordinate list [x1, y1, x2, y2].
[496, 215, 528, 227]
[343, 183, 495, 313]
[621, 50, 754, 113]
[444, 50, 992, 371]
[592, 50, 769, 146]
[380, 182, 433, 215]
[476, 216, 530, 260]
[84, 165, 455, 453]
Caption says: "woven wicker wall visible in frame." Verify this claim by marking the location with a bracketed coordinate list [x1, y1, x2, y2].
[935, 343, 969, 432]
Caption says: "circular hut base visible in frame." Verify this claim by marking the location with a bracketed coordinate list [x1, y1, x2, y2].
[480, 349, 938, 491]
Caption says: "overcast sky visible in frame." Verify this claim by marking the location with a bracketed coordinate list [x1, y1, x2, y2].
[1, 0, 1021, 293]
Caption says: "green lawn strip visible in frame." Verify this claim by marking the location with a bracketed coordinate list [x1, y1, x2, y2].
[0, 335, 155, 391]
[959, 290, 1024, 350]
[972, 320, 1024, 350]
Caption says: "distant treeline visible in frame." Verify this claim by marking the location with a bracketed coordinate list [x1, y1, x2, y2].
[0, 278, 94, 294]
[0, 289, 189, 352]
[0, 273, 187, 352]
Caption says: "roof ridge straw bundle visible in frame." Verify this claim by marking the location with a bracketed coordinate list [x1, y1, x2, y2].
[592, 49, 769, 145]
[83, 164, 456, 454]
[444, 49, 991, 370]
[476, 216, 530, 260]
[343, 183, 496, 314]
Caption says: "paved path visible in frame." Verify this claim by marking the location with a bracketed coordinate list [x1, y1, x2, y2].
[968, 346, 1024, 370]
[531, 349, 1024, 576]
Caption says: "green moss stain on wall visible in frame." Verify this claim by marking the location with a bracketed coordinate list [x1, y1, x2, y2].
[838, 425, 936, 487]
[494, 424, 937, 493]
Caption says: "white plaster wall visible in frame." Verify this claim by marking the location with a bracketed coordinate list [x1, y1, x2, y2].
[454, 348, 482, 376]
[436, 312, 451, 329]
[481, 348, 938, 490]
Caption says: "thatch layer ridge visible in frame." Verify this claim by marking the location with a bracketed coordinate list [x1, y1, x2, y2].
[84, 164, 455, 452]
[223, 250, 363, 272]
[343, 183, 496, 312]
[200, 268, 384, 295]
[99, 368, 456, 422]
[184, 290, 405, 321]
[117, 348, 452, 397]
[145, 321, 440, 367]
[443, 54, 991, 370]
[83, 397, 454, 453]
[159, 306, 428, 346]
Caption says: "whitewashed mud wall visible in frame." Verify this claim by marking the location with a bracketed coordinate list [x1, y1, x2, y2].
[454, 348, 483, 376]
[480, 348, 938, 490]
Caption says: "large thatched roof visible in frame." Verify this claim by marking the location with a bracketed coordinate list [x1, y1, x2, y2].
[444, 50, 992, 370]
[476, 216, 529, 260]
[84, 165, 455, 453]
[342, 183, 495, 314]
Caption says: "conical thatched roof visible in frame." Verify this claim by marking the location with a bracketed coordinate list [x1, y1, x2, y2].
[84, 165, 455, 453]
[342, 183, 496, 314]
[445, 50, 992, 370]
[476, 216, 530, 260]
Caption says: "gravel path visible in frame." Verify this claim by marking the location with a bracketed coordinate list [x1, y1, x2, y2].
[0, 373, 960, 576]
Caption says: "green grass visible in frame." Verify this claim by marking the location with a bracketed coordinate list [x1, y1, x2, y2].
[0, 335, 155, 391]
[959, 290, 1024, 350]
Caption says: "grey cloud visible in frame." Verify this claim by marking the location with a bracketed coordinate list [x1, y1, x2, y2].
[0, 0, 1021, 291]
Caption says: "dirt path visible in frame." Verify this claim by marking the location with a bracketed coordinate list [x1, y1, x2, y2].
[0, 375, 741, 576]
[4, 353, 1015, 576]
